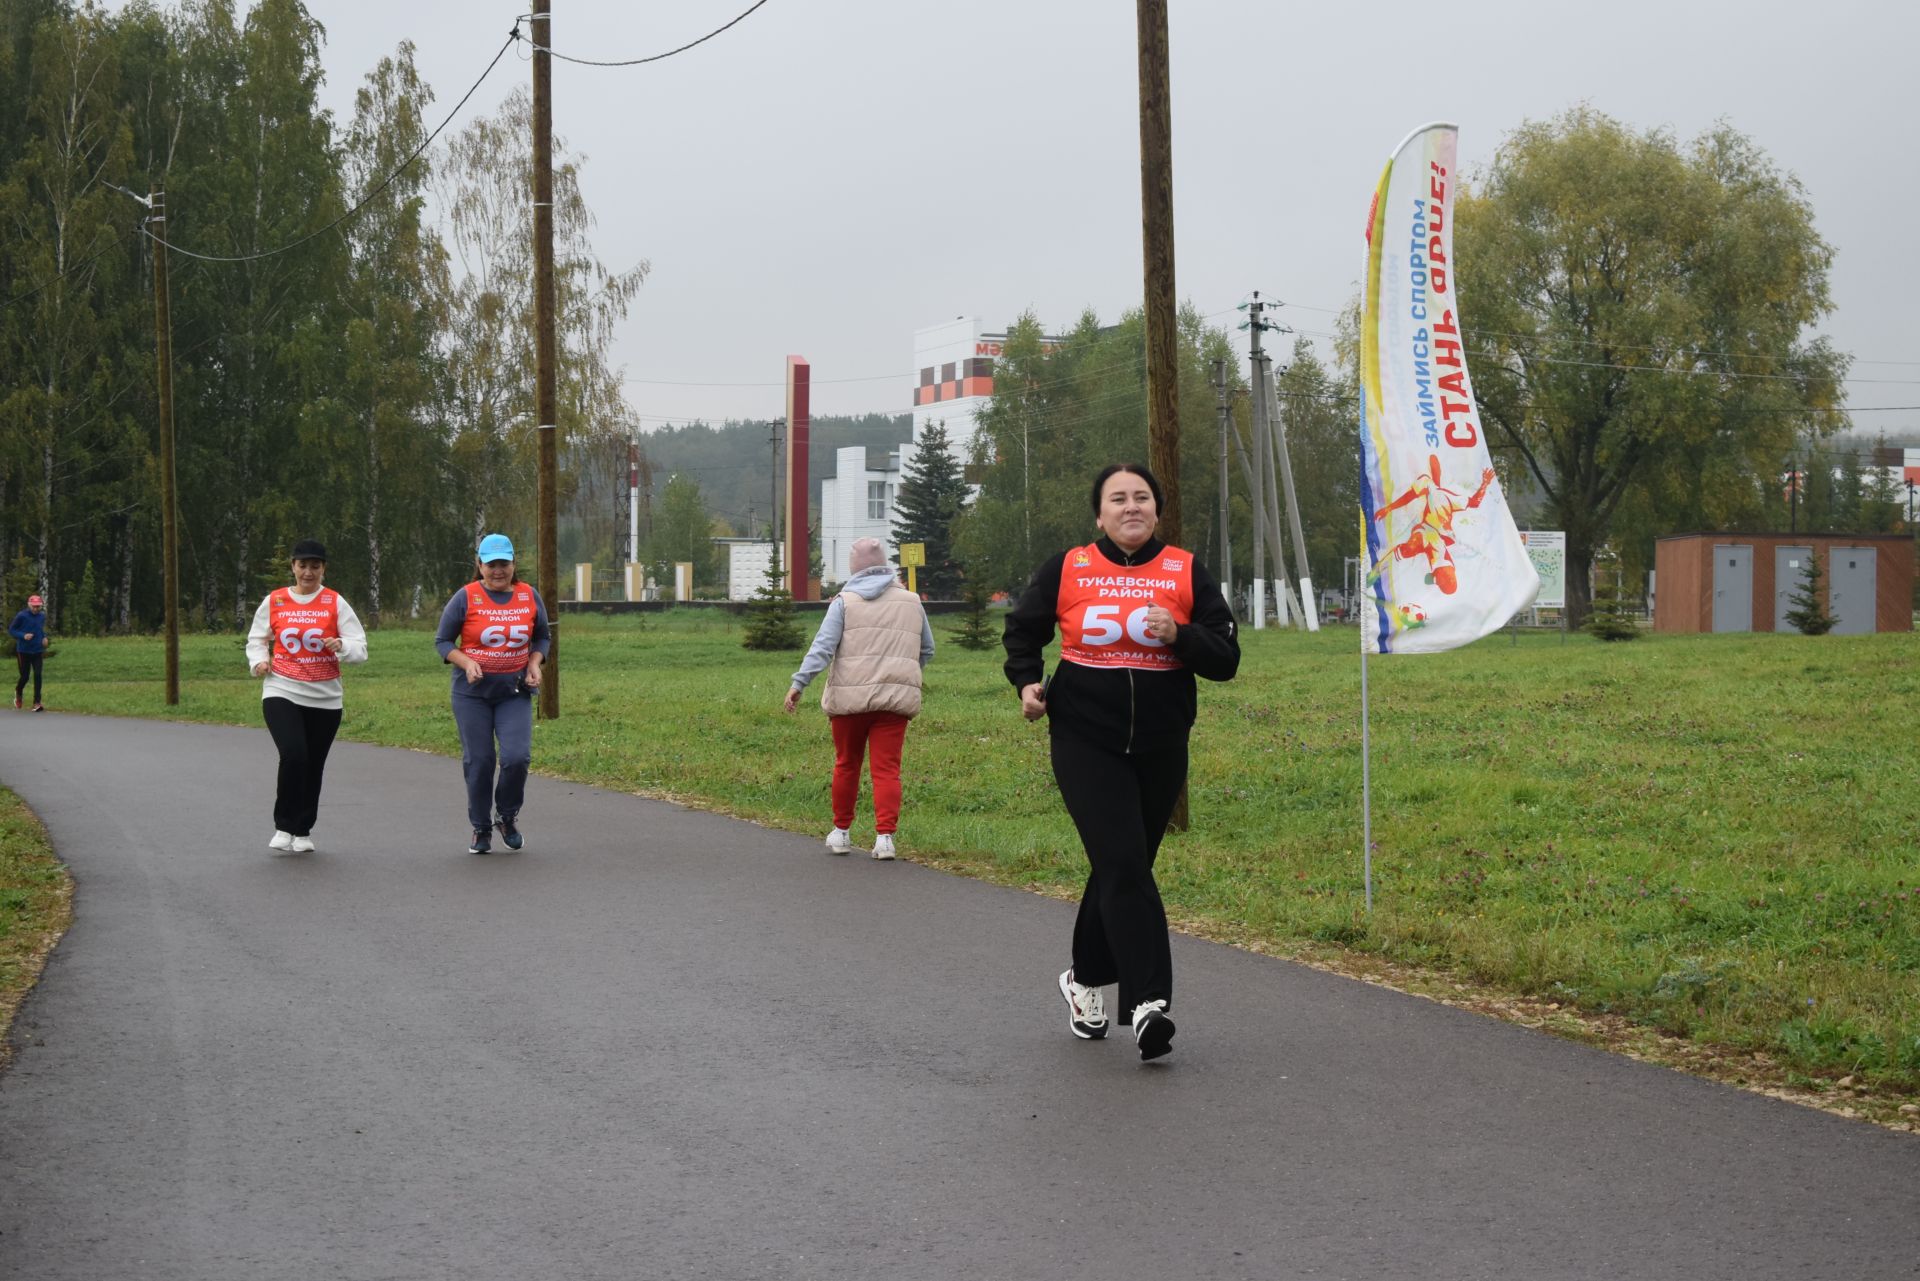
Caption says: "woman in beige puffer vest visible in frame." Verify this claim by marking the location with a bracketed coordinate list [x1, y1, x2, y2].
[785, 539, 935, 858]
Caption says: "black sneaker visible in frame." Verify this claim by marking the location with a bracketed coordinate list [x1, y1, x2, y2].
[1130, 1000, 1175, 1061]
[495, 815, 523, 851]
[468, 828, 492, 855]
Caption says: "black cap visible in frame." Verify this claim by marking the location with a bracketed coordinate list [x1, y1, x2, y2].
[290, 539, 328, 562]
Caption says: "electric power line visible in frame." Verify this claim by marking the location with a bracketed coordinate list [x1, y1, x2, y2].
[1285, 324, 1920, 388]
[1277, 296, 1920, 368]
[528, 0, 771, 67]
[143, 27, 520, 265]
[624, 370, 908, 388]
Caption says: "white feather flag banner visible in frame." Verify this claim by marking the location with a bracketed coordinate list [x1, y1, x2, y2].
[1358, 122, 1538, 653]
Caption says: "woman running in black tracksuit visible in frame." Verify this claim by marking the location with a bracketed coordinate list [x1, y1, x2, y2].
[1003, 463, 1240, 1061]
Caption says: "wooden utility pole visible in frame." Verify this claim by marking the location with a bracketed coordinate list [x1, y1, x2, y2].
[1137, 0, 1186, 830]
[1137, 0, 1180, 545]
[150, 187, 179, 705]
[532, 3, 560, 718]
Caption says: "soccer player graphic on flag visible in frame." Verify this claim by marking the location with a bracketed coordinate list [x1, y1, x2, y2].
[1367, 453, 1498, 597]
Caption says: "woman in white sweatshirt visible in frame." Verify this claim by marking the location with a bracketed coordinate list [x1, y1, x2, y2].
[243, 539, 369, 853]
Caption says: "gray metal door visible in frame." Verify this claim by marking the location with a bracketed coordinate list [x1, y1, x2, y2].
[1774, 545, 1812, 631]
[1711, 545, 1752, 633]
[1829, 547, 1877, 635]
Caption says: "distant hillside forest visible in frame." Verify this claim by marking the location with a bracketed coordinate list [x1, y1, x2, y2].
[637, 413, 912, 536]
[556, 416, 913, 564]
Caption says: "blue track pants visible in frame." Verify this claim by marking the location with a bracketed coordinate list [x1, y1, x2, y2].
[451, 690, 532, 831]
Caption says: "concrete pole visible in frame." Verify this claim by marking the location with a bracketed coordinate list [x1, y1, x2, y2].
[1247, 298, 1268, 628]
[1269, 365, 1320, 630]
[1257, 356, 1288, 623]
[1212, 359, 1232, 609]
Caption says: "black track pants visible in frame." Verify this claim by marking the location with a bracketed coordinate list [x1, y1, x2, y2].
[1050, 730, 1189, 1021]
[262, 697, 342, 837]
[14, 654, 42, 704]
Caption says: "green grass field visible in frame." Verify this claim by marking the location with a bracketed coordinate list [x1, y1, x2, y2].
[16, 610, 1920, 1095]
[0, 786, 72, 1062]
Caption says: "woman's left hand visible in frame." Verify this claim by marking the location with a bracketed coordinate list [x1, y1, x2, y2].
[322, 637, 344, 654]
[1143, 605, 1179, 643]
[523, 657, 543, 689]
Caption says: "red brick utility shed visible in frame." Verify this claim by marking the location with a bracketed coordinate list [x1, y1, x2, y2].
[1654, 533, 1914, 634]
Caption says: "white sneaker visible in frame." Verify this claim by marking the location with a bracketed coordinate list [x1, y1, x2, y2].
[290, 835, 316, 854]
[1131, 999, 1175, 1061]
[268, 830, 294, 851]
[871, 834, 896, 860]
[1058, 969, 1108, 1040]
[824, 827, 852, 855]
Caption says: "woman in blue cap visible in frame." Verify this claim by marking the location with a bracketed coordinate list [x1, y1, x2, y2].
[434, 534, 551, 854]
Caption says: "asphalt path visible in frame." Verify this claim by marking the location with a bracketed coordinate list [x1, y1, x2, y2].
[0, 712, 1915, 1280]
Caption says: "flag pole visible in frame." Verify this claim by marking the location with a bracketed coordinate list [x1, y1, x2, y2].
[1361, 646, 1374, 911]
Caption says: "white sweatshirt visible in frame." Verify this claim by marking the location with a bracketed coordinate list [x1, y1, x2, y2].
[244, 588, 370, 710]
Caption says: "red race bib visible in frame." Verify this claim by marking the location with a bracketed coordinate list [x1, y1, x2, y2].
[1055, 544, 1194, 672]
[460, 583, 537, 674]
[268, 589, 341, 681]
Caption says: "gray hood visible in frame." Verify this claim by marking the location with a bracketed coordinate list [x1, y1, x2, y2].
[845, 564, 900, 599]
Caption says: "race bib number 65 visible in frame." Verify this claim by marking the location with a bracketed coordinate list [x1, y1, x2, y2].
[478, 624, 531, 649]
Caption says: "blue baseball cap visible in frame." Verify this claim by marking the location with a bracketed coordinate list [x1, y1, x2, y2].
[476, 534, 515, 562]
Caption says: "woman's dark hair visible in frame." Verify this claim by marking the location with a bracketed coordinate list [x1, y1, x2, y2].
[1090, 463, 1163, 516]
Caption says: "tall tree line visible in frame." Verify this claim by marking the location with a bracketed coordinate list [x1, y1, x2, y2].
[955, 306, 1251, 593]
[0, 0, 640, 633]
[955, 112, 1865, 624]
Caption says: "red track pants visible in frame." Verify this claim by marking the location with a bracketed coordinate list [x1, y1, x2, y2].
[829, 711, 909, 835]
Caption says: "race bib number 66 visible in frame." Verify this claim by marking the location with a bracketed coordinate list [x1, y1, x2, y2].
[279, 627, 329, 653]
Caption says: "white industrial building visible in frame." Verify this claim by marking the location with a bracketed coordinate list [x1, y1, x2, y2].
[715, 538, 777, 602]
[818, 445, 900, 592]
[818, 317, 1062, 587]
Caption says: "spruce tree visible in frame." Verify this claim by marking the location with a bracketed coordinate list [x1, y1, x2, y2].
[949, 578, 998, 651]
[1784, 551, 1836, 635]
[1582, 592, 1640, 641]
[742, 557, 805, 651]
[891, 421, 969, 599]
[1581, 560, 1641, 641]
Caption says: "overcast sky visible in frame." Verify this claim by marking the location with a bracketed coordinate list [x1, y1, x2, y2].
[295, 0, 1917, 434]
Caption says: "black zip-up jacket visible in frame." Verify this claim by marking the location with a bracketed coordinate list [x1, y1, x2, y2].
[1003, 536, 1240, 752]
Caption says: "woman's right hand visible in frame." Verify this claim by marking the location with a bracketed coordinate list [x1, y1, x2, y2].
[251, 661, 269, 678]
[460, 656, 482, 685]
[1019, 682, 1047, 722]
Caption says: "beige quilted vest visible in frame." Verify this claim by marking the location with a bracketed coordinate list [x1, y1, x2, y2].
[821, 585, 925, 718]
